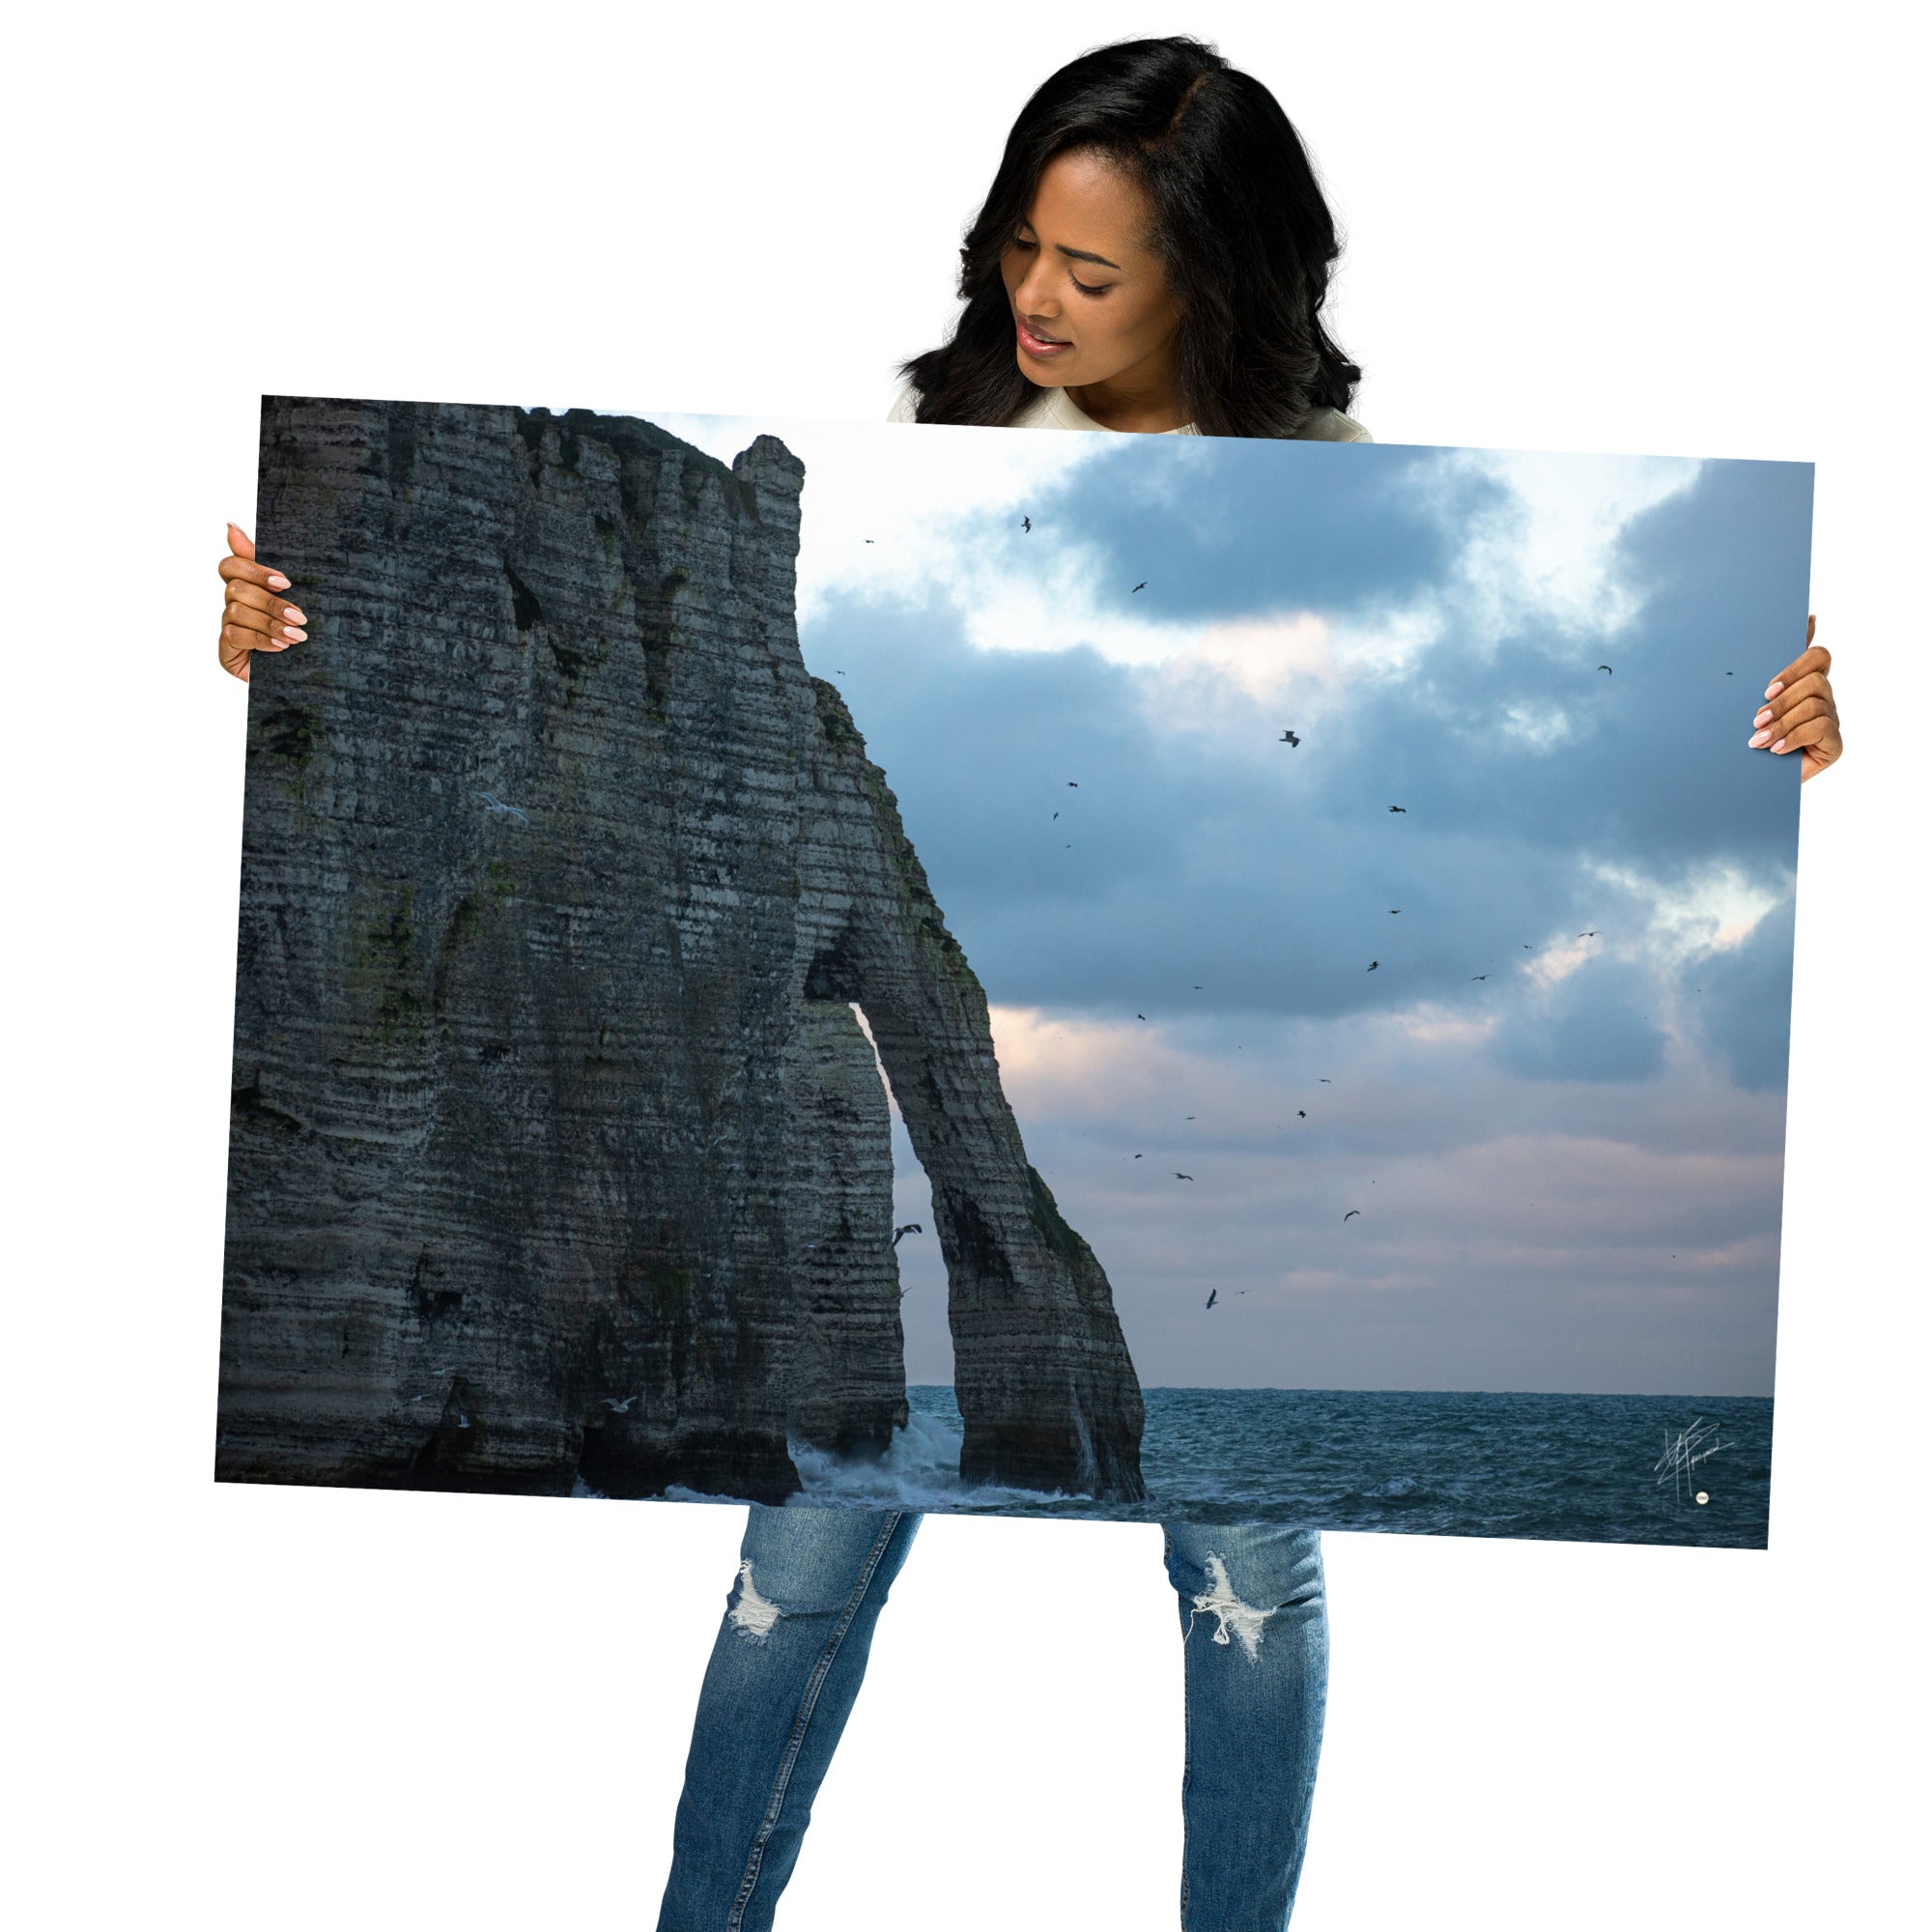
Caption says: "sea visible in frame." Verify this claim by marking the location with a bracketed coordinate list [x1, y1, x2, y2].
[623, 1385, 1773, 1548]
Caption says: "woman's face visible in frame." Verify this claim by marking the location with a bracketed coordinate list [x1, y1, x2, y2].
[999, 147, 1182, 393]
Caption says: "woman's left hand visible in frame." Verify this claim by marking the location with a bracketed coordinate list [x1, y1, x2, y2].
[1749, 615, 1842, 781]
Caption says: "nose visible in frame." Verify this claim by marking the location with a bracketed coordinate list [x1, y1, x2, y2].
[1011, 259, 1062, 332]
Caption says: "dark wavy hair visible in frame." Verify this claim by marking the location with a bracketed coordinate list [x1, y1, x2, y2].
[895, 35, 1362, 438]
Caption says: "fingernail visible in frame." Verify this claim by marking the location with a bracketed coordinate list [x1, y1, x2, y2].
[1753, 707, 1772, 726]
[1748, 729, 1771, 747]
[1764, 680, 1784, 699]
[282, 605, 306, 623]
[267, 573, 291, 589]
[282, 627, 306, 641]
[1771, 738, 1787, 753]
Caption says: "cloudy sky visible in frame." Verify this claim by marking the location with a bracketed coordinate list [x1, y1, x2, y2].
[647, 407, 1810, 1399]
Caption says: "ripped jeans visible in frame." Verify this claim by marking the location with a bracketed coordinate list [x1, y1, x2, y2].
[656, 1507, 1327, 1932]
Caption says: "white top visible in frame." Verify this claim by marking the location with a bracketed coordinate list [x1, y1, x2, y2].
[886, 377, 1372, 441]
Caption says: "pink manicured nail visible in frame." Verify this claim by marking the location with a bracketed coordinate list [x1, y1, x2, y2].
[282, 606, 306, 623]
[1764, 680, 1784, 699]
[1748, 729, 1771, 747]
[1753, 708, 1772, 726]
[1770, 738, 1788, 753]
[267, 573, 291, 589]
[282, 626, 306, 641]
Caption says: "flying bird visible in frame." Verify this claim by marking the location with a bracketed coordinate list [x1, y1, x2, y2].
[1577, 930, 1599, 938]
[1598, 664, 1613, 674]
[1388, 805, 1406, 813]
[892, 1223, 923, 1246]
[1279, 729, 1300, 746]
[600, 1394, 640, 1413]
[1343, 1209, 1362, 1222]
[477, 791, 530, 824]
[1297, 1110, 1306, 1118]
[1067, 781, 1079, 787]
[1390, 909, 1401, 915]
[1131, 581, 1147, 592]
[1205, 1289, 1218, 1309]
[1319, 1078, 1331, 1083]
[1133, 1153, 1143, 1159]
[1053, 810, 1059, 819]
[1022, 515, 1031, 532]
[865, 538, 873, 544]
[1470, 974, 1488, 980]
[1175, 1172, 1194, 1180]
[1367, 960, 1379, 972]
[1137, 1012, 1146, 1020]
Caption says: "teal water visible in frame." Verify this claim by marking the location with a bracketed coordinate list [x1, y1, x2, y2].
[761, 1385, 1774, 1548]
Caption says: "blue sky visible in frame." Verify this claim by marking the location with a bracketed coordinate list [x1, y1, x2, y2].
[654, 410, 1810, 1397]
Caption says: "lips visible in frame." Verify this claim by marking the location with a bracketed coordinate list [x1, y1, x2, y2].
[1016, 315, 1071, 355]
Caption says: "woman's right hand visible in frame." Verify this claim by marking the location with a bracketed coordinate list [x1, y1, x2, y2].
[218, 523, 308, 682]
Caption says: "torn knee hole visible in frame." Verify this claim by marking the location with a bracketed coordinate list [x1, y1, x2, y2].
[727, 1559, 785, 1640]
[1186, 1553, 1273, 1662]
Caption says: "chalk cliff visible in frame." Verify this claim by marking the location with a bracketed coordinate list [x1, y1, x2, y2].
[218, 397, 1146, 1505]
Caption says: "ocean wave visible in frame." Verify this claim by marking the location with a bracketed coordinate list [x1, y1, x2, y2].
[788, 1407, 1097, 1512]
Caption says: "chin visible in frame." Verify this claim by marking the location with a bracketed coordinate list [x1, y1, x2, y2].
[1015, 355, 1066, 389]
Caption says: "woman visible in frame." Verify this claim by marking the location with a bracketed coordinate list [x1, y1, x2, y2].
[215, 36, 1843, 1932]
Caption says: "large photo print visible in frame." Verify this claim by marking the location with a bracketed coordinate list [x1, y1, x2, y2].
[216, 396, 1809, 1546]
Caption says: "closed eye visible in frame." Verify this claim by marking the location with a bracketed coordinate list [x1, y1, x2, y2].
[1009, 236, 1111, 297]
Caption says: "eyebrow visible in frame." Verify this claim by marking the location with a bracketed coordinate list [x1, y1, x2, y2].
[1016, 219, 1121, 271]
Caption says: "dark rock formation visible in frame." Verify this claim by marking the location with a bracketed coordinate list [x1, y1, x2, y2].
[218, 396, 1145, 1505]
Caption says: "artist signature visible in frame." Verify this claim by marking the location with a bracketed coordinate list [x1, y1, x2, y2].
[1654, 1416, 1730, 1503]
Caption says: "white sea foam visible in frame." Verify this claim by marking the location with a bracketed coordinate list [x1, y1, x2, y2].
[787, 1406, 1093, 1512]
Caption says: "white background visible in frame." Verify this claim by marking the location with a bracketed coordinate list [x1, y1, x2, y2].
[5, 3, 1923, 1926]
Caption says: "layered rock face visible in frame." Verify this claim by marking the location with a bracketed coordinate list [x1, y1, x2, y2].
[218, 396, 1145, 1505]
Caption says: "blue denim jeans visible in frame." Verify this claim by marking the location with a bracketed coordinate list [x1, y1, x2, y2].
[656, 1506, 1327, 1931]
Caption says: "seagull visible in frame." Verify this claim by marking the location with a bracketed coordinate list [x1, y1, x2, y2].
[1470, 974, 1488, 980]
[1132, 581, 1147, 592]
[1597, 665, 1613, 674]
[1137, 1012, 1147, 1020]
[1343, 1209, 1361, 1222]
[1278, 729, 1300, 746]
[1367, 960, 1378, 972]
[1206, 1288, 1218, 1309]
[1577, 930, 1599, 938]
[1297, 1110, 1306, 1118]
[1022, 516, 1031, 532]
[1053, 810, 1059, 818]
[477, 791, 530, 824]
[1319, 1078, 1331, 1083]
[1175, 1172, 1194, 1180]
[1133, 1153, 1143, 1159]
[865, 538, 873, 544]
[601, 1394, 640, 1413]
[1390, 909, 1401, 915]
[892, 1223, 923, 1246]
[1388, 805, 1406, 813]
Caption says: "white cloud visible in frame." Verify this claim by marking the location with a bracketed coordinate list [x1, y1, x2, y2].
[1444, 446, 1705, 639]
